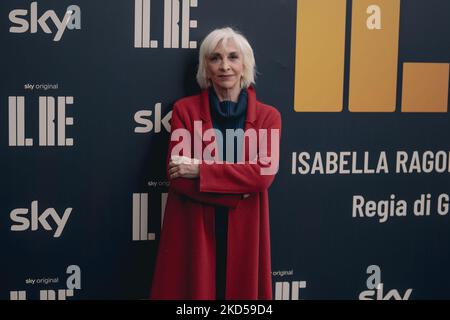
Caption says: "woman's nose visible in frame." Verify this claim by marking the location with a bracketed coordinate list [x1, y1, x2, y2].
[220, 59, 230, 70]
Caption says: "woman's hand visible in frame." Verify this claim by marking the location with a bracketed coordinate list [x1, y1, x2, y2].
[169, 161, 199, 179]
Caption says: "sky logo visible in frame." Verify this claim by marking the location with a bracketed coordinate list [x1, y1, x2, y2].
[359, 265, 413, 300]
[9, 2, 81, 41]
[10, 200, 73, 238]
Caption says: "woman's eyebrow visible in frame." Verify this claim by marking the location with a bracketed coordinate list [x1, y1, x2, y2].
[210, 51, 239, 57]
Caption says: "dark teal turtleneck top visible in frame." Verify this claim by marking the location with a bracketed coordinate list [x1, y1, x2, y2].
[208, 87, 248, 299]
[209, 87, 248, 163]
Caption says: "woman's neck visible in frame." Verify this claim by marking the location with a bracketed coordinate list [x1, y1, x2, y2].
[211, 84, 241, 102]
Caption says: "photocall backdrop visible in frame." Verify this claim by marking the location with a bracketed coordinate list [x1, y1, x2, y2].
[1, 0, 449, 300]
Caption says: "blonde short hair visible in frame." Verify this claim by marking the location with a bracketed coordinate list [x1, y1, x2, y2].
[196, 27, 256, 89]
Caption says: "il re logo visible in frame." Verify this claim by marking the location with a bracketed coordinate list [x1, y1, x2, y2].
[9, 2, 81, 41]
[295, 0, 449, 113]
[10, 200, 73, 238]
[134, 0, 198, 48]
[8, 96, 74, 147]
[133, 193, 167, 241]
[274, 281, 307, 300]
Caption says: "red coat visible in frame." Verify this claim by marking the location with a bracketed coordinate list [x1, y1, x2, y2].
[150, 87, 281, 300]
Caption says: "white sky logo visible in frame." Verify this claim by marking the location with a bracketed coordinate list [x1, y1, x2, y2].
[10, 200, 73, 238]
[9, 2, 81, 41]
[359, 265, 413, 300]
[134, 0, 198, 48]
[134, 103, 172, 133]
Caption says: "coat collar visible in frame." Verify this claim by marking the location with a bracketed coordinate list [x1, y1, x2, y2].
[197, 86, 257, 157]
[199, 86, 257, 127]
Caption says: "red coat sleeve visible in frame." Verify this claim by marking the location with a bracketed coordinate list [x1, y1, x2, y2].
[199, 108, 281, 194]
[167, 102, 242, 208]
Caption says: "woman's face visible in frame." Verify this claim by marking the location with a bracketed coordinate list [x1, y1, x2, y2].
[206, 39, 244, 92]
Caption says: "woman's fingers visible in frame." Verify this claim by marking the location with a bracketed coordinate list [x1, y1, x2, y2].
[169, 161, 177, 168]
[169, 165, 180, 179]
[169, 163, 199, 179]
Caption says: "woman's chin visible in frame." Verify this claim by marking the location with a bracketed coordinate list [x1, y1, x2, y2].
[214, 82, 239, 91]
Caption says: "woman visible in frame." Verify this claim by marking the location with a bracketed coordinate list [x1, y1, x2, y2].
[150, 27, 281, 300]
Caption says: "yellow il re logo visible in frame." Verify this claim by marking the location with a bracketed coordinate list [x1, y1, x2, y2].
[294, 0, 449, 113]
